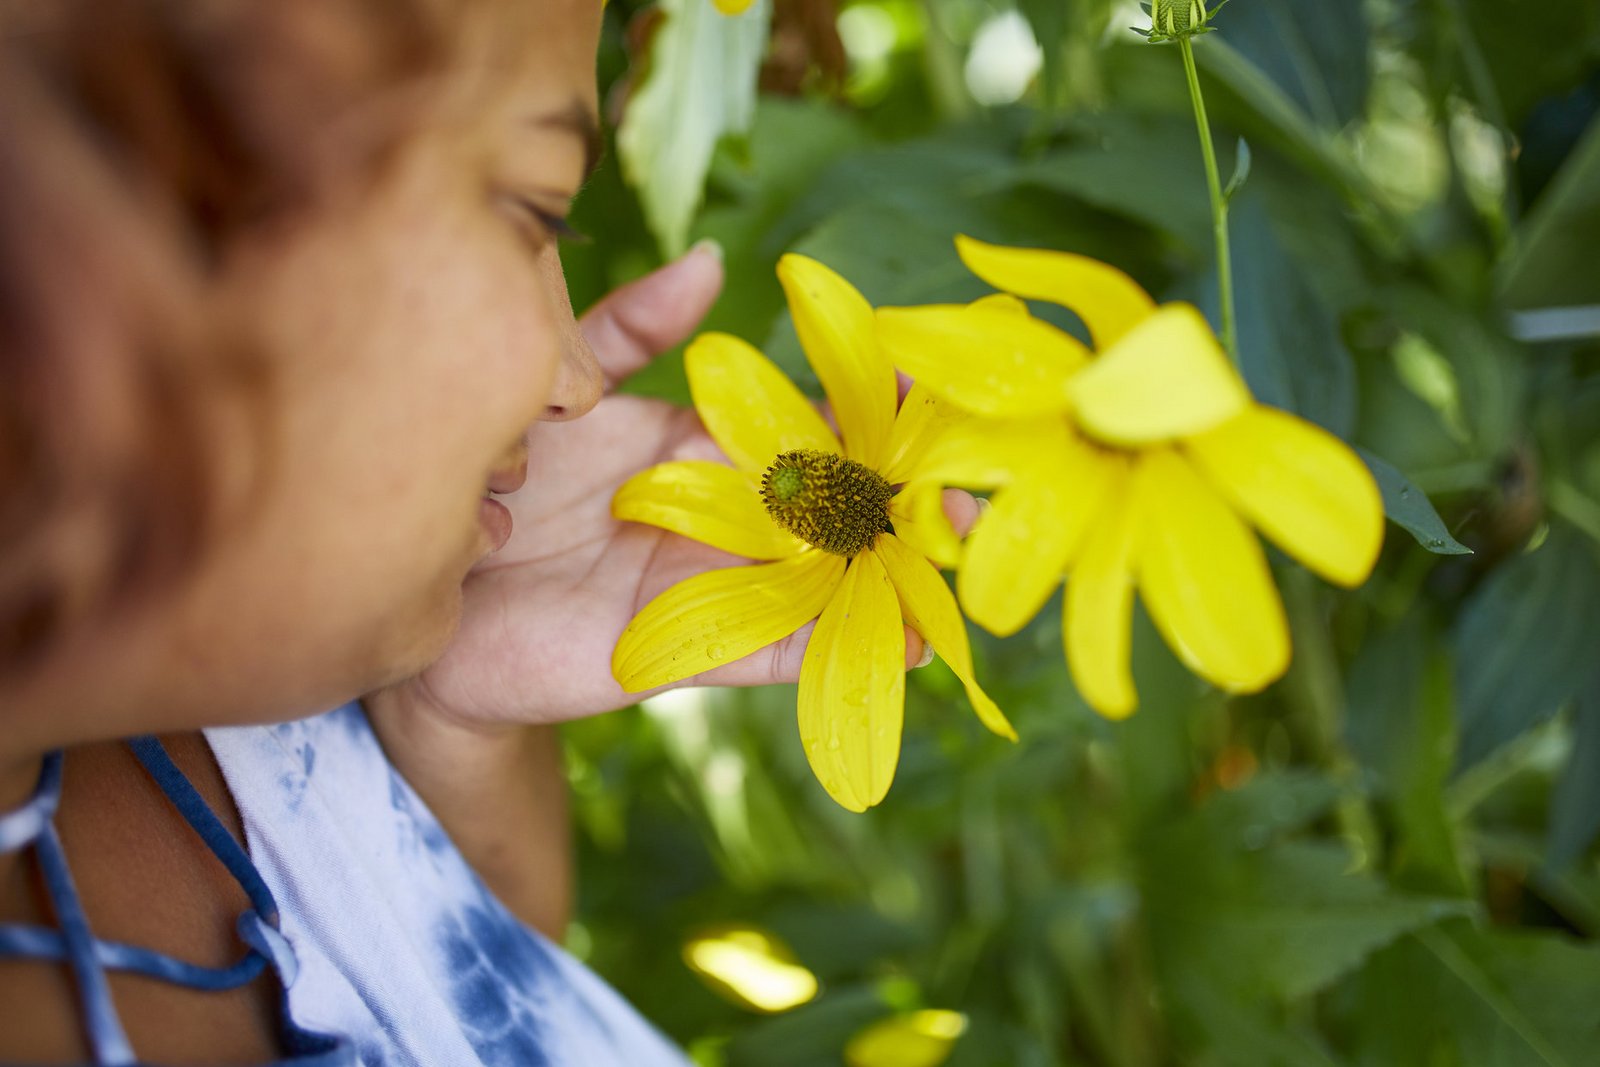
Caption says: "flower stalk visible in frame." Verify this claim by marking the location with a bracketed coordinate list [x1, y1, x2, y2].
[1178, 35, 1237, 364]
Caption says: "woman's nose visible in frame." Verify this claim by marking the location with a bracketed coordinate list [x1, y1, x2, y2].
[542, 332, 603, 421]
[538, 246, 604, 422]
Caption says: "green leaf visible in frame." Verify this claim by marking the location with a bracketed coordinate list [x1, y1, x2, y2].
[1545, 666, 1600, 870]
[1501, 116, 1600, 312]
[1344, 922, 1600, 1067]
[1223, 136, 1252, 201]
[616, 0, 769, 256]
[1343, 615, 1470, 895]
[1217, 0, 1370, 129]
[1452, 522, 1600, 769]
[1358, 449, 1473, 555]
[1140, 774, 1473, 1006]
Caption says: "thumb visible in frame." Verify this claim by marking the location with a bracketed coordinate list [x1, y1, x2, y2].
[580, 240, 725, 389]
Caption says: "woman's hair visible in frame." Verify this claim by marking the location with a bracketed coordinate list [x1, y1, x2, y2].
[0, 0, 503, 674]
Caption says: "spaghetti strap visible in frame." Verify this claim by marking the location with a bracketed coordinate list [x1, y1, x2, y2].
[0, 745, 356, 1066]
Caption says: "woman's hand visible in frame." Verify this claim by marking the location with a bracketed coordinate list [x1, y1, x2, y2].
[362, 245, 973, 933]
[388, 244, 975, 732]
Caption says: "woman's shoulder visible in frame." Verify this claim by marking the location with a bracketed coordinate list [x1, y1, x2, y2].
[205, 706, 688, 1067]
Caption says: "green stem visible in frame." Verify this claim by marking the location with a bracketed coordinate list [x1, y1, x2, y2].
[1178, 36, 1237, 363]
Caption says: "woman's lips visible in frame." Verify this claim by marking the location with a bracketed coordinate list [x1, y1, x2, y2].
[478, 496, 514, 553]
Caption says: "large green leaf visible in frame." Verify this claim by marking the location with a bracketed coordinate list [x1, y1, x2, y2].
[1342, 922, 1600, 1067]
[1500, 116, 1600, 312]
[1217, 0, 1371, 129]
[1141, 774, 1472, 1006]
[616, 0, 769, 256]
[1344, 615, 1471, 894]
[1546, 666, 1600, 870]
[1452, 522, 1600, 769]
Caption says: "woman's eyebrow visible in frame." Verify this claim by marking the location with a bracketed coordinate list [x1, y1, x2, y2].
[532, 99, 605, 182]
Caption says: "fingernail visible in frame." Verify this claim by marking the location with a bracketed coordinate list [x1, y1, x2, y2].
[914, 643, 936, 669]
[976, 497, 993, 516]
[688, 237, 724, 263]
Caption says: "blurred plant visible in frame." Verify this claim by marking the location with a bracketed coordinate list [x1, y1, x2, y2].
[576, 0, 1600, 1060]
[611, 255, 1013, 811]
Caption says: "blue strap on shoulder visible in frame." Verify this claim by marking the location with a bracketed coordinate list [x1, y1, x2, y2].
[124, 737, 280, 928]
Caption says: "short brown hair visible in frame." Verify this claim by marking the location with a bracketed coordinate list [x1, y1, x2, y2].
[0, 0, 498, 673]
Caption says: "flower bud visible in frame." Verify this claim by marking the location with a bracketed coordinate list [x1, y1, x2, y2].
[1146, 0, 1220, 42]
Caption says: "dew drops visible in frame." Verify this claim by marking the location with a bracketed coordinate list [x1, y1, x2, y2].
[807, 741, 821, 756]
[826, 738, 842, 751]
[844, 688, 869, 707]
[706, 642, 727, 662]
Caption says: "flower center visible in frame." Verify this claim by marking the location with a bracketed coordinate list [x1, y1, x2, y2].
[760, 449, 893, 558]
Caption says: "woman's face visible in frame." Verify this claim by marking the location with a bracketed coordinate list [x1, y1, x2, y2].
[117, 0, 609, 731]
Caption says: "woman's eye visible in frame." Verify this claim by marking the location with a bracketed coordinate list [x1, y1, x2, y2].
[504, 195, 588, 247]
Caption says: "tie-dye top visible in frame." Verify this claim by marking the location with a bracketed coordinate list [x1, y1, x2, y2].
[204, 703, 689, 1067]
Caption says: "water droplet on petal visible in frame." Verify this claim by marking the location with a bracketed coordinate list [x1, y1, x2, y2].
[706, 643, 727, 662]
[844, 688, 869, 707]
[826, 738, 842, 752]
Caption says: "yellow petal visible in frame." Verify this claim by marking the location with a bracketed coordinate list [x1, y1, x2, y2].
[876, 304, 1084, 418]
[778, 255, 898, 469]
[713, 0, 755, 11]
[1064, 467, 1138, 719]
[798, 548, 906, 812]
[1069, 304, 1251, 447]
[911, 415, 1064, 491]
[686, 332, 841, 478]
[876, 533, 1016, 741]
[958, 434, 1116, 637]
[613, 551, 846, 692]
[613, 461, 804, 560]
[970, 292, 1030, 317]
[845, 1010, 968, 1067]
[1185, 406, 1384, 587]
[1133, 449, 1290, 693]
[887, 483, 962, 570]
[955, 234, 1156, 350]
[881, 382, 968, 485]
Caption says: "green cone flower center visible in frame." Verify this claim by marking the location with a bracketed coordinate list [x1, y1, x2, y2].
[760, 449, 893, 558]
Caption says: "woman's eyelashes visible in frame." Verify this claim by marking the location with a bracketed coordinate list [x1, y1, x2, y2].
[502, 194, 588, 249]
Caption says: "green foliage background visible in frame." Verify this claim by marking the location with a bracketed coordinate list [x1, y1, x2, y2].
[559, 0, 1600, 1062]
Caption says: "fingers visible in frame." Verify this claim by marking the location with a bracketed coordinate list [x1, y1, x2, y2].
[680, 622, 929, 690]
[943, 488, 981, 538]
[579, 240, 725, 389]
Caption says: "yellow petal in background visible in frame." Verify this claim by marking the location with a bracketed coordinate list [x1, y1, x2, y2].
[1064, 469, 1138, 719]
[686, 332, 840, 477]
[876, 303, 1083, 418]
[845, 1010, 968, 1067]
[681, 925, 819, 1013]
[1186, 406, 1384, 588]
[613, 461, 804, 560]
[779, 254, 898, 468]
[712, 0, 756, 11]
[798, 548, 906, 812]
[911, 415, 1066, 491]
[1134, 450, 1290, 694]
[881, 383, 967, 485]
[958, 434, 1114, 637]
[955, 234, 1156, 350]
[1069, 304, 1251, 447]
[887, 482, 963, 570]
[876, 533, 1016, 741]
[614, 551, 845, 692]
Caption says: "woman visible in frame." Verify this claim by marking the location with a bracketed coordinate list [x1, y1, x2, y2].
[0, 0, 956, 1061]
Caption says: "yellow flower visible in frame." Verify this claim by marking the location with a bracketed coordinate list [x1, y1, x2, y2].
[611, 254, 1013, 812]
[876, 236, 1384, 719]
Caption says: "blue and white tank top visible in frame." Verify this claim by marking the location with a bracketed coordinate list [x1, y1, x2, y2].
[203, 703, 689, 1067]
